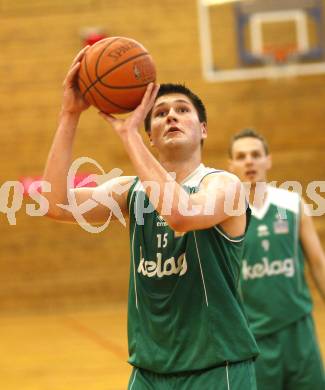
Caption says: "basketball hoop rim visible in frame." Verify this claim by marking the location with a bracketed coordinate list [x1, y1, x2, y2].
[261, 43, 299, 63]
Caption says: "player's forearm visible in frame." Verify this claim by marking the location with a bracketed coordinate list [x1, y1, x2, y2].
[310, 260, 325, 301]
[42, 111, 80, 217]
[300, 208, 325, 302]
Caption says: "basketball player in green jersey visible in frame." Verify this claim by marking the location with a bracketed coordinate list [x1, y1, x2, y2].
[229, 129, 325, 390]
[43, 47, 259, 389]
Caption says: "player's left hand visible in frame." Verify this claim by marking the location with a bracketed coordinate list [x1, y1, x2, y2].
[62, 45, 91, 115]
[98, 83, 160, 140]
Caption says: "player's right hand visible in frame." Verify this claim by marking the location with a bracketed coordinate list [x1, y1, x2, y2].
[99, 82, 160, 141]
[61, 46, 90, 115]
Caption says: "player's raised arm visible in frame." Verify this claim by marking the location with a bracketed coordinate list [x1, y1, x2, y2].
[300, 199, 325, 301]
[42, 47, 133, 223]
[42, 46, 90, 219]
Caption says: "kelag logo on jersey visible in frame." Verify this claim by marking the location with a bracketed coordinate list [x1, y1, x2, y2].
[137, 247, 188, 278]
[242, 257, 295, 280]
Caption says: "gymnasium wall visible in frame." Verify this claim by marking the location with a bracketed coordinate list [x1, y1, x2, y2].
[1, 0, 324, 312]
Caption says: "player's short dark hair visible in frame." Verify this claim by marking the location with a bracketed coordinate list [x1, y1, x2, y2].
[144, 83, 207, 132]
[229, 128, 269, 157]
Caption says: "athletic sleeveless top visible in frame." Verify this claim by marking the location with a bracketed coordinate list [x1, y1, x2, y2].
[240, 186, 312, 339]
[127, 164, 258, 374]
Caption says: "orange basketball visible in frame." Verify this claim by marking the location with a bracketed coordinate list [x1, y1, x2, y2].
[78, 37, 156, 114]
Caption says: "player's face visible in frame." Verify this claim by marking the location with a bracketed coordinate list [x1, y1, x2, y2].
[149, 93, 207, 151]
[229, 137, 271, 184]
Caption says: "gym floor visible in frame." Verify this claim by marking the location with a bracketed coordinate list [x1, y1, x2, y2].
[0, 293, 324, 390]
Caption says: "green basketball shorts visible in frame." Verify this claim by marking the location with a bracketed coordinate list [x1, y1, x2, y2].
[255, 314, 325, 390]
[128, 359, 256, 390]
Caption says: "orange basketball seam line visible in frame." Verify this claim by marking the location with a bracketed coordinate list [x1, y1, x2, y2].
[83, 37, 121, 96]
[80, 66, 134, 111]
[95, 37, 122, 82]
[95, 82, 154, 90]
[79, 75, 100, 107]
[82, 52, 150, 97]
[84, 51, 93, 89]
[85, 81, 137, 111]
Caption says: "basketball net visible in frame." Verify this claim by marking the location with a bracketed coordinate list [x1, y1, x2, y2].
[261, 43, 299, 80]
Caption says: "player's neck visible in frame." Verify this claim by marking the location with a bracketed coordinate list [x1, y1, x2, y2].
[249, 182, 268, 209]
[159, 154, 202, 184]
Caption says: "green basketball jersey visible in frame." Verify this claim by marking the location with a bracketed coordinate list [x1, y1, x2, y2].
[240, 186, 313, 339]
[126, 164, 258, 374]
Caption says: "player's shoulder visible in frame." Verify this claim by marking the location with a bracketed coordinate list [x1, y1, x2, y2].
[94, 176, 136, 211]
[268, 185, 301, 213]
[200, 166, 241, 187]
[97, 175, 136, 190]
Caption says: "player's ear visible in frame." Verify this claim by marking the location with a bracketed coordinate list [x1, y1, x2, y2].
[266, 154, 272, 170]
[201, 122, 207, 140]
[228, 145, 234, 171]
[228, 158, 234, 172]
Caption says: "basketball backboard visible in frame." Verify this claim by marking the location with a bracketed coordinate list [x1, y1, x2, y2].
[197, 0, 325, 81]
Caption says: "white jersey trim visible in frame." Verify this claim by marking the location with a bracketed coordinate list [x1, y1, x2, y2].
[251, 185, 300, 220]
[194, 232, 209, 307]
[131, 224, 139, 310]
[128, 179, 138, 212]
[182, 164, 222, 187]
[226, 362, 230, 390]
[213, 225, 245, 243]
[129, 368, 138, 389]
[181, 163, 205, 185]
[130, 164, 223, 195]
